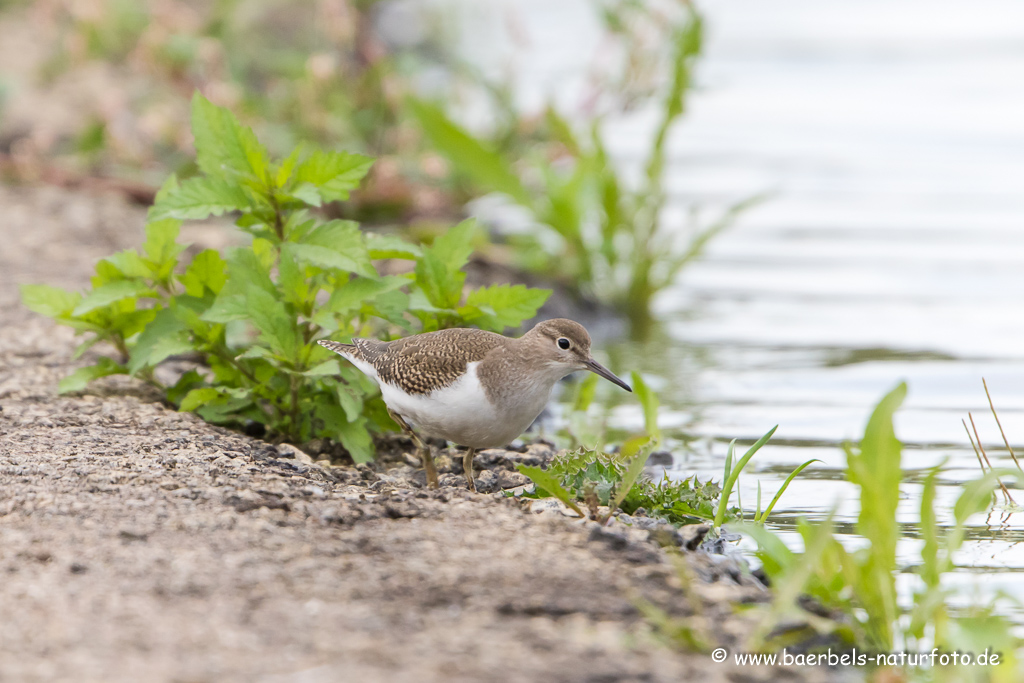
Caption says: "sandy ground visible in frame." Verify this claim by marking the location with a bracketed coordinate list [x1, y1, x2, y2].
[0, 183, 850, 683]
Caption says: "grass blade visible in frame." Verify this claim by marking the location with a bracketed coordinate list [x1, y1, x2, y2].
[714, 425, 778, 528]
[757, 458, 820, 523]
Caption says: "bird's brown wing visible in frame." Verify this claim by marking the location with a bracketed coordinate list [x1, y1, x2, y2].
[358, 328, 507, 395]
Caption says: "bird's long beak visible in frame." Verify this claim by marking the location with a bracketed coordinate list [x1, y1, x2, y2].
[584, 357, 632, 392]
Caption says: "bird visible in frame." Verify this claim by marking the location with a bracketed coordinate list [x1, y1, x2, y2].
[318, 318, 631, 491]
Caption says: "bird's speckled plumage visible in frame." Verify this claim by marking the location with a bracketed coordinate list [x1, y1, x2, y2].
[321, 328, 508, 395]
[318, 319, 629, 454]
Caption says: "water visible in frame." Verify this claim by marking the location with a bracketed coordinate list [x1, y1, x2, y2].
[436, 0, 1024, 620]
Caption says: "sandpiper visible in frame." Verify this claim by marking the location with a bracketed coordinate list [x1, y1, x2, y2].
[319, 318, 631, 491]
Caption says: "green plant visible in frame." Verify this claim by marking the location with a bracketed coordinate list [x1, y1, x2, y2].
[410, 6, 761, 338]
[740, 383, 1022, 679]
[21, 93, 549, 461]
[517, 437, 656, 524]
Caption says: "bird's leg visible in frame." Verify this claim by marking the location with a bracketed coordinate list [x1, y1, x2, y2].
[463, 447, 477, 493]
[388, 408, 438, 489]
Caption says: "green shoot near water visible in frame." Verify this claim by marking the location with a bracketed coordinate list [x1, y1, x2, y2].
[739, 382, 1022, 677]
[713, 426, 777, 528]
[21, 93, 550, 462]
[410, 7, 761, 338]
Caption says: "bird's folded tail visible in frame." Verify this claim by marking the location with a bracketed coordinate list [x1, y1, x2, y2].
[318, 339, 358, 357]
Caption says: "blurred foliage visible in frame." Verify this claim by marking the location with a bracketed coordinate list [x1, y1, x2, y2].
[3, 0, 754, 336]
[21, 94, 549, 460]
[412, 2, 760, 337]
[12, 0, 456, 221]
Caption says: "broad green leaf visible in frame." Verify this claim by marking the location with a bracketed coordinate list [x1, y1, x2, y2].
[179, 387, 223, 412]
[336, 417, 375, 464]
[845, 381, 907, 650]
[296, 220, 375, 277]
[58, 357, 127, 394]
[366, 233, 422, 260]
[277, 245, 310, 308]
[104, 250, 152, 279]
[72, 280, 154, 316]
[179, 249, 227, 297]
[292, 149, 374, 203]
[149, 175, 253, 221]
[334, 383, 365, 422]
[244, 285, 299, 360]
[275, 144, 303, 187]
[285, 243, 371, 278]
[191, 92, 270, 182]
[462, 283, 550, 330]
[288, 182, 323, 206]
[414, 250, 463, 310]
[324, 275, 409, 316]
[302, 359, 341, 377]
[430, 218, 477, 272]
[153, 172, 180, 205]
[847, 382, 906, 568]
[203, 247, 275, 323]
[20, 284, 81, 318]
[408, 99, 530, 205]
[143, 219, 182, 263]
[316, 403, 374, 463]
[128, 308, 192, 375]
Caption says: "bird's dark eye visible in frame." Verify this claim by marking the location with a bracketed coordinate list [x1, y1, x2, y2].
[557, 337, 571, 350]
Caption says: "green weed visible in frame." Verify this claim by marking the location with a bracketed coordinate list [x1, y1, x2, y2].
[410, 6, 761, 338]
[21, 93, 549, 461]
[739, 383, 1023, 679]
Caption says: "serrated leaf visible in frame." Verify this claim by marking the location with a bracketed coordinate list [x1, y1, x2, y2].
[293, 150, 374, 203]
[203, 247, 275, 323]
[235, 345, 274, 360]
[275, 145, 303, 187]
[324, 275, 409, 316]
[58, 357, 127, 394]
[179, 249, 227, 297]
[191, 92, 270, 182]
[462, 284, 550, 331]
[20, 284, 82, 318]
[430, 218, 477, 272]
[72, 280, 154, 316]
[408, 99, 530, 205]
[104, 250, 152, 279]
[366, 233, 422, 260]
[302, 359, 341, 377]
[128, 308, 193, 375]
[244, 285, 299, 360]
[149, 175, 253, 221]
[153, 173, 180, 205]
[414, 250, 464, 310]
[143, 218, 186, 271]
[294, 220, 375, 277]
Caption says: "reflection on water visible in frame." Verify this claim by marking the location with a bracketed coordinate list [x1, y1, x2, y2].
[446, 0, 1024, 620]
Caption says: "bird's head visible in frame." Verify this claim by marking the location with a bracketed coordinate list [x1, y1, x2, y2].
[522, 318, 632, 392]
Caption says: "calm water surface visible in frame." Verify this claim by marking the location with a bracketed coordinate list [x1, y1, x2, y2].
[439, 0, 1024, 619]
